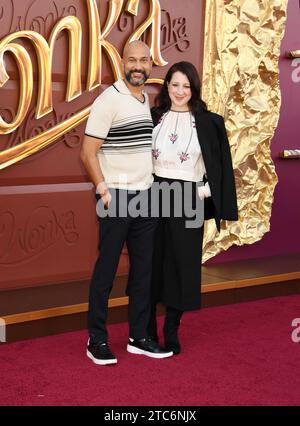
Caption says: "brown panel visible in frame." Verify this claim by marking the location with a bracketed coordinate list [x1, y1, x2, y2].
[0, 183, 129, 290]
[0, 275, 128, 316]
[203, 253, 300, 281]
[5, 306, 130, 343]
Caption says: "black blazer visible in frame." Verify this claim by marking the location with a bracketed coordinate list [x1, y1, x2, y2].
[151, 107, 238, 232]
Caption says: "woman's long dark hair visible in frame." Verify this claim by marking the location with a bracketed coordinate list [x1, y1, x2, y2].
[154, 61, 207, 115]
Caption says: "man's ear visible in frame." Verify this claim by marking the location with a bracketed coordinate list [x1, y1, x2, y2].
[121, 59, 125, 76]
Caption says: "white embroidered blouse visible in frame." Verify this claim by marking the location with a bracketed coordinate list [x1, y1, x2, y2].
[152, 110, 211, 198]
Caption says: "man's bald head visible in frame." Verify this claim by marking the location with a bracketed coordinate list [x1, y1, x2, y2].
[122, 40, 152, 87]
[123, 40, 151, 60]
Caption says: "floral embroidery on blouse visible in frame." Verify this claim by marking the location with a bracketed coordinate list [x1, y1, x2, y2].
[178, 152, 190, 163]
[169, 133, 178, 143]
[152, 148, 161, 160]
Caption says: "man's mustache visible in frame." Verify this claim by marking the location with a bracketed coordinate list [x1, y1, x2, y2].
[129, 69, 147, 76]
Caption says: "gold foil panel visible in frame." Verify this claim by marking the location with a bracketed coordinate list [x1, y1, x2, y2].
[202, 0, 288, 262]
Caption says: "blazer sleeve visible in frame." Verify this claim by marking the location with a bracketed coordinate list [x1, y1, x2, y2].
[216, 115, 239, 221]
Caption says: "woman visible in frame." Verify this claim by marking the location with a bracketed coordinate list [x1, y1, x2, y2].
[148, 61, 238, 354]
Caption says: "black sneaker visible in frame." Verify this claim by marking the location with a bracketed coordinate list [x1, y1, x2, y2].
[127, 338, 173, 359]
[86, 340, 117, 365]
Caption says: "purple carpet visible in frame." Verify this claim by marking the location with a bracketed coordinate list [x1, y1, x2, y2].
[1, 294, 300, 406]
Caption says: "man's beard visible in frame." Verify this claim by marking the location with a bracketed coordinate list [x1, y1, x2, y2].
[125, 69, 149, 86]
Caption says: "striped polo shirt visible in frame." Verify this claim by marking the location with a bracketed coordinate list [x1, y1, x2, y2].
[85, 79, 153, 190]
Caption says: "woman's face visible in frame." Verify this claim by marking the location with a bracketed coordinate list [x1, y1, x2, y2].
[167, 71, 192, 111]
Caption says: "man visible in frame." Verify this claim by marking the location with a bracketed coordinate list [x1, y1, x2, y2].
[80, 41, 173, 365]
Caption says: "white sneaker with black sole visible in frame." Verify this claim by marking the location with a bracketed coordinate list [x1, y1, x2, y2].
[87, 340, 117, 365]
[127, 337, 173, 359]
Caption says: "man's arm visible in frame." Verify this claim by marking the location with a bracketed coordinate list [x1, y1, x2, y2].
[80, 135, 111, 205]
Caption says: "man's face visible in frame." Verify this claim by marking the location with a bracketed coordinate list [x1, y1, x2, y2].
[123, 44, 152, 87]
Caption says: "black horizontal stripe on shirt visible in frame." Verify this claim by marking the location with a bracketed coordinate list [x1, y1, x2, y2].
[102, 141, 151, 148]
[104, 139, 152, 146]
[101, 143, 151, 151]
[105, 130, 152, 139]
[109, 126, 153, 135]
[109, 128, 153, 136]
[105, 135, 152, 143]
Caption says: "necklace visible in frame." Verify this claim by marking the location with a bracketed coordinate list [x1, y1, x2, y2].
[152, 111, 169, 160]
[178, 112, 194, 163]
[169, 112, 179, 143]
[152, 111, 195, 163]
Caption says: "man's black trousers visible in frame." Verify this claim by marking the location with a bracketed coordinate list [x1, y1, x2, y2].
[88, 189, 158, 344]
